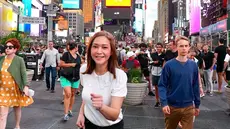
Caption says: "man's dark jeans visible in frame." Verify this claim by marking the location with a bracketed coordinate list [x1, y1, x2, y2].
[45, 66, 57, 90]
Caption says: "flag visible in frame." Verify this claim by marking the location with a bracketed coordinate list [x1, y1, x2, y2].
[144, 0, 147, 10]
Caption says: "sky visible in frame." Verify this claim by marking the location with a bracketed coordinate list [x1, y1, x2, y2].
[145, 0, 158, 38]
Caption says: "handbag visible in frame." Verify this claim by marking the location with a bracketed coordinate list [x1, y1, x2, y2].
[60, 52, 74, 78]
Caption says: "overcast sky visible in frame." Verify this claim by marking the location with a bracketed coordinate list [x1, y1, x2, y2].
[145, 0, 158, 38]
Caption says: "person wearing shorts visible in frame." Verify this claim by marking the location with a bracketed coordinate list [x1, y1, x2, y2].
[214, 39, 227, 93]
[59, 42, 81, 121]
[150, 43, 165, 108]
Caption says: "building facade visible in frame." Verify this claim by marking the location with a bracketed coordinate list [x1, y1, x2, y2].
[83, 0, 94, 30]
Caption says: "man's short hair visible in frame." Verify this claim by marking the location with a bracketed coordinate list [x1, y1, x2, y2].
[139, 43, 147, 48]
[156, 42, 163, 47]
[175, 35, 190, 45]
[219, 38, 225, 44]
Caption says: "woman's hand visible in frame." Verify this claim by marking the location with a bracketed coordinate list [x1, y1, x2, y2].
[91, 93, 104, 110]
[23, 86, 29, 96]
[76, 113, 85, 128]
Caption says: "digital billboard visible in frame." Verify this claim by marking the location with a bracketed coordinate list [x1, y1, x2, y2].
[190, 0, 201, 34]
[63, 0, 80, 9]
[30, 8, 40, 36]
[2, 5, 12, 31]
[106, 0, 131, 7]
[134, 8, 143, 32]
[23, 0, 32, 33]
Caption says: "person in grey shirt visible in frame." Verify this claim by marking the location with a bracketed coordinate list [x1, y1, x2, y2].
[40, 41, 60, 93]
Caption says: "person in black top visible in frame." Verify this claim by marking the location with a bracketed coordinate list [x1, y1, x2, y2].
[202, 44, 216, 96]
[214, 38, 227, 93]
[164, 40, 178, 63]
[59, 43, 81, 121]
[150, 43, 165, 108]
[137, 43, 155, 96]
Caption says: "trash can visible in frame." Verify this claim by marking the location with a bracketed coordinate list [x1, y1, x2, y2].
[24, 53, 40, 80]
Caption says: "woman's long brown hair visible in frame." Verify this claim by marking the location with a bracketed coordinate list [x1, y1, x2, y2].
[82, 31, 118, 79]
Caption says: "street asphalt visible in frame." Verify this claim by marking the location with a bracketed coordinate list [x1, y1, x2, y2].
[5, 80, 230, 129]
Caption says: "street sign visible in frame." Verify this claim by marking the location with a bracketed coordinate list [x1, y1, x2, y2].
[47, 11, 56, 16]
[43, 5, 49, 11]
[19, 16, 46, 24]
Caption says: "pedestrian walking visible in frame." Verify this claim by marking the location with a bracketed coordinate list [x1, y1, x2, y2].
[223, 46, 230, 83]
[202, 44, 216, 96]
[150, 42, 165, 108]
[76, 31, 127, 129]
[158, 36, 200, 129]
[40, 41, 60, 93]
[136, 43, 155, 96]
[59, 42, 81, 121]
[0, 38, 34, 129]
[214, 38, 227, 93]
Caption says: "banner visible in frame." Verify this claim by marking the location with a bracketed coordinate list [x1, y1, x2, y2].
[23, 0, 32, 33]
[2, 5, 13, 31]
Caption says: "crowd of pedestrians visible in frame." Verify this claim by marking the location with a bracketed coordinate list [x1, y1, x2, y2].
[0, 31, 229, 129]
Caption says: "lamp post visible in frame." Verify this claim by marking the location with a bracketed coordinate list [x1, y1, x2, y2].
[16, 6, 20, 38]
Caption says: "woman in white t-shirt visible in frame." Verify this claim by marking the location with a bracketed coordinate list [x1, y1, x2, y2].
[223, 47, 230, 82]
[76, 31, 127, 129]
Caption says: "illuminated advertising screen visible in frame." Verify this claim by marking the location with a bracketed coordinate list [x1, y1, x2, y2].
[23, 0, 32, 33]
[190, 0, 201, 34]
[63, 0, 80, 9]
[30, 8, 40, 36]
[12, 12, 18, 31]
[106, 0, 131, 7]
[134, 8, 143, 32]
[2, 5, 12, 31]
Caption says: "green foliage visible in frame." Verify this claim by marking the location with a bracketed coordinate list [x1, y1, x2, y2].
[0, 32, 31, 50]
[127, 68, 142, 83]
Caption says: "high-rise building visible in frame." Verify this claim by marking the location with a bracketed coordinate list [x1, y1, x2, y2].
[157, 0, 168, 42]
[83, 0, 94, 30]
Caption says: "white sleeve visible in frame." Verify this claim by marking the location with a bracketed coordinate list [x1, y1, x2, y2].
[224, 54, 230, 62]
[80, 64, 87, 86]
[111, 69, 127, 97]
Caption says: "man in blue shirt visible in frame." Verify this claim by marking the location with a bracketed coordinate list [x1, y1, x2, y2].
[158, 36, 200, 129]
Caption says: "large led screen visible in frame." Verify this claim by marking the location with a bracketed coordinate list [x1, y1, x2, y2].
[134, 8, 143, 32]
[106, 0, 131, 7]
[2, 5, 12, 31]
[63, 0, 80, 9]
[190, 0, 201, 34]
[30, 8, 40, 36]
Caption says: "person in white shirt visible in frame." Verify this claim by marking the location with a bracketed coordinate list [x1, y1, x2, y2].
[40, 41, 60, 93]
[76, 31, 127, 129]
[223, 46, 230, 82]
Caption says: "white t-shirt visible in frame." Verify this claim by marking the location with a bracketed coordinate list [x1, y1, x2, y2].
[80, 64, 127, 126]
[224, 54, 230, 71]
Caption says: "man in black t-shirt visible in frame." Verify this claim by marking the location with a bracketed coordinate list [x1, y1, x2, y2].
[164, 40, 178, 63]
[137, 43, 155, 96]
[214, 38, 227, 93]
[202, 44, 216, 96]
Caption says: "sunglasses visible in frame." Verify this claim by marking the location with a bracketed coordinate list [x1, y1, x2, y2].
[36, 49, 40, 51]
[5, 45, 15, 49]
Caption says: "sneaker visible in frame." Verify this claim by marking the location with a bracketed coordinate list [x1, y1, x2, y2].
[154, 102, 161, 108]
[76, 91, 81, 96]
[68, 110, 73, 117]
[61, 100, 64, 104]
[57, 78, 60, 82]
[148, 91, 155, 96]
[209, 93, 213, 96]
[50, 90, 55, 93]
[63, 114, 69, 121]
[36, 79, 39, 81]
[200, 94, 205, 98]
[46, 88, 50, 91]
